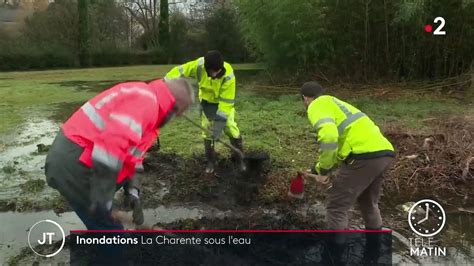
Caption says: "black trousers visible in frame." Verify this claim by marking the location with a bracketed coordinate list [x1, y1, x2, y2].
[45, 130, 124, 230]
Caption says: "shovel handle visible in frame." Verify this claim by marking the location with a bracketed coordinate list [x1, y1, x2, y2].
[182, 114, 245, 159]
[298, 171, 330, 184]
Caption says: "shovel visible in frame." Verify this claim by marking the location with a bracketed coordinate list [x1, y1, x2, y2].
[288, 171, 330, 199]
[182, 114, 247, 171]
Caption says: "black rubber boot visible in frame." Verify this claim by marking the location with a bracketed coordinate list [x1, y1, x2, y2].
[204, 139, 216, 174]
[321, 233, 346, 265]
[361, 227, 383, 264]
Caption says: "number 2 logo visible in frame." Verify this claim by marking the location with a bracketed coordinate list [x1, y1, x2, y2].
[433, 17, 446, 35]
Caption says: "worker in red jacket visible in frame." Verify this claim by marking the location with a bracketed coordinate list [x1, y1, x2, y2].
[45, 78, 193, 230]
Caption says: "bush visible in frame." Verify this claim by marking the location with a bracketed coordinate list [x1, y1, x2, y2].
[0, 49, 169, 71]
[91, 48, 167, 67]
[0, 46, 77, 71]
[150, 48, 168, 64]
[91, 49, 131, 67]
[236, 0, 474, 80]
[205, 6, 249, 63]
[0, 42, 169, 71]
[0, 47, 170, 71]
[167, 9, 252, 64]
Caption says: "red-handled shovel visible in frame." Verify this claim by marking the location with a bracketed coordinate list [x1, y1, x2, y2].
[288, 172, 330, 199]
[288, 173, 305, 199]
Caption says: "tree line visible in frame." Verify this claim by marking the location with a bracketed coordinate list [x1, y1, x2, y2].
[237, 0, 474, 80]
[0, 0, 247, 70]
[0, 0, 473, 81]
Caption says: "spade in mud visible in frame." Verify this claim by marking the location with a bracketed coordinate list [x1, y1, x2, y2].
[242, 151, 270, 178]
[232, 151, 270, 206]
[143, 151, 271, 208]
[202, 151, 271, 207]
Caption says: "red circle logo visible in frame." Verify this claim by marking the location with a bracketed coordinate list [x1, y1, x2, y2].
[424, 24, 433, 33]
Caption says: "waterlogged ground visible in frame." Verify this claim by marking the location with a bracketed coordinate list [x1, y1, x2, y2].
[0, 65, 473, 264]
[0, 204, 215, 263]
[2, 138, 473, 264]
[0, 119, 67, 215]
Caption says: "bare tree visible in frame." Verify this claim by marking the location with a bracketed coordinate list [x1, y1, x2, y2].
[184, 0, 231, 21]
[123, 0, 160, 47]
[1, 0, 20, 8]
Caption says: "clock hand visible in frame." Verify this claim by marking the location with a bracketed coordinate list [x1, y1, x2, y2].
[418, 216, 428, 224]
[416, 205, 430, 224]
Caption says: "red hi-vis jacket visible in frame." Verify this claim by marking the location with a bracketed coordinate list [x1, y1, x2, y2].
[62, 79, 175, 183]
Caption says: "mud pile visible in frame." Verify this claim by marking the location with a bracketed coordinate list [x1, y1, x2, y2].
[136, 116, 473, 215]
[142, 150, 271, 209]
[155, 207, 323, 230]
[383, 116, 473, 206]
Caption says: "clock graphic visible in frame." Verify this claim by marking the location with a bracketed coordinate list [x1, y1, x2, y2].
[408, 199, 446, 237]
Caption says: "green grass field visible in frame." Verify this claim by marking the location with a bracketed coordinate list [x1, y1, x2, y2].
[0, 64, 471, 171]
[0, 64, 261, 135]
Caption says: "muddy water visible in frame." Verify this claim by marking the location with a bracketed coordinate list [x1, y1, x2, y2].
[0, 119, 59, 200]
[0, 116, 473, 264]
[1, 190, 473, 264]
[0, 204, 224, 263]
[0, 210, 83, 263]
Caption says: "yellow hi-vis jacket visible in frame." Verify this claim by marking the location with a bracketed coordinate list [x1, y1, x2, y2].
[165, 57, 236, 121]
[307, 95, 395, 175]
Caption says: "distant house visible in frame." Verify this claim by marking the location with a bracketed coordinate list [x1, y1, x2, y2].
[0, 0, 50, 32]
[0, 6, 19, 31]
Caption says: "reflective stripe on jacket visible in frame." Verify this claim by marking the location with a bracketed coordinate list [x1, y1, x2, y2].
[62, 79, 176, 183]
[307, 95, 394, 175]
[165, 57, 235, 121]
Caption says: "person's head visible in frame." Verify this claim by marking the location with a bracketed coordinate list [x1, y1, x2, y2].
[300, 81, 326, 109]
[164, 78, 195, 116]
[204, 50, 225, 79]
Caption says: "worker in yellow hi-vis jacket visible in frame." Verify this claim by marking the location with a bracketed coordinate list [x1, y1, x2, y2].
[301, 81, 395, 230]
[165, 51, 242, 174]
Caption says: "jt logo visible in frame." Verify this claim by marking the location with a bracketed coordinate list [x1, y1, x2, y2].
[28, 220, 66, 257]
[38, 232, 56, 245]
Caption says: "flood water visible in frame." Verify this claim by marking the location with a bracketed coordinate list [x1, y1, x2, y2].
[0, 119, 59, 200]
[1, 205, 472, 264]
[0, 204, 220, 263]
[0, 114, 473, 264]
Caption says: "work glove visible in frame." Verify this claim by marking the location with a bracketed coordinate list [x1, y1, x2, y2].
[304, 169, 330, 185]
[127, 188, 144, 225]
[313, 163, 333, 176]
[212, 120, 226, 140]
